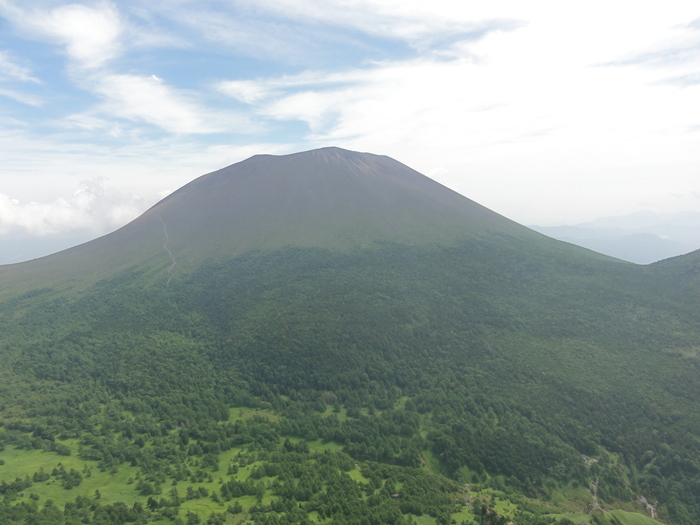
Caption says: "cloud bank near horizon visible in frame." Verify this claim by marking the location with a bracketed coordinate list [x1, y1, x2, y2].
[0, 178, 150, 236]
[0, 0, 699, 238]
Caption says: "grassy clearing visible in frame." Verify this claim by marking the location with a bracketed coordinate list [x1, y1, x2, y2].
[610, 509, 659, 525]
[420, 449, 443, 475]
[347, 469, 369, 484]
[412, 514, 437, 525]
[0, 404, 661, 525]
[306, 439, 342, 453]
[450, 508, 476, 524]
[550, 482, 593, 511]
[0, 441, 142, 507]
[548, 509, 658, 525]
[228, 406, 280, 422]
[395, 396, 409, 409]
[490, 494, 519, 517]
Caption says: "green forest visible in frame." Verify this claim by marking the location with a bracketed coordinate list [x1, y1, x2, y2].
[1, 239, 699, 525]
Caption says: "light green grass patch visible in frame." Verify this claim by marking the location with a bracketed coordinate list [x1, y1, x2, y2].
[457, 465, 483, 484]
[395, 396, 409, 409]
[451, 508, 476, 524]
[320, 405, 348, 421]
[307, 439, 342, 453]
[420, 450, 443, 475]
[228, 406, 280, 422]
[610, 509, 660, 525]
[491, 495, 518, 518]
[180, 497, 224, 516]
[0, 443, 142, 507]
[412, 514, 437, 525]
[216, 446, 246, 474]
[347, 469, 369, 483]
[550, 482, 593, 511]
[551, 512, 590, 524]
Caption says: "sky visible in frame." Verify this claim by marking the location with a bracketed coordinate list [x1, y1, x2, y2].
[1, 0, 700, 249]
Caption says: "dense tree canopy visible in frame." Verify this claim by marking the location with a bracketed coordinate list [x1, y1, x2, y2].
[1, 242, 699, 524]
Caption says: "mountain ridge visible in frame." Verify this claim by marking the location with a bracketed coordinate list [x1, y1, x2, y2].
[0, 147, 613, 297]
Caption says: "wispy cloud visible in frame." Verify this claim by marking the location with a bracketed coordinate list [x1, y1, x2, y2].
[216, 69, 364, 104]
[655, 72, 700, 87]
[171, 8, 332, 63]
[605, 17, 700, 68]
[216, 57, 520, 148]
[0, 87, 43, 106]
[0, 50, 40, 82]
[599, 16, 700, 88]
[239, 0, 523, 50]
[89, 73, 237, 134]
[158, 0, 523, 65]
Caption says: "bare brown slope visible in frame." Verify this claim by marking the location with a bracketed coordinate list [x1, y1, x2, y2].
[0, 147, 585, 295]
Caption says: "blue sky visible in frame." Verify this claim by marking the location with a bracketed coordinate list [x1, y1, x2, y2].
[1, 0, 700, 246]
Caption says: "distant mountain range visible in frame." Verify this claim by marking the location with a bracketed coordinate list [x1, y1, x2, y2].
[530, 211, 700, 264]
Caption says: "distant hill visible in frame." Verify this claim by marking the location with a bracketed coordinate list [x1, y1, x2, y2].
[0, 148, 698, 525]
[530, 211, 700, 264]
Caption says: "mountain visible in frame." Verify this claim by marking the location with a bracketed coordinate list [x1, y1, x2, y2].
[0, 148, 698, 525]
[0, 147, 549, 294]
[530, 211, 700, 264]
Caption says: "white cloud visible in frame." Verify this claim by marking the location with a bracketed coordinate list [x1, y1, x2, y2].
[2, 0, 700, 230]
[0, 2, 248, 134]
[217, 80, 276, 104]
[0, 121, 294, 224]
[0, 136, 296, 239]
[0, 178, 148, 236]
[0, 50, 40, 82]
[214, 5, 700, 224]
[21, 2, 123, 69]
[90, 73, 226, 134]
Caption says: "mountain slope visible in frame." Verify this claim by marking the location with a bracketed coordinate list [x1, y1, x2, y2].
[0, 148, 698, 525]
[0, 147, 608, 296]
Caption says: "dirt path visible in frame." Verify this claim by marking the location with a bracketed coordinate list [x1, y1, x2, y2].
[639, 495, 657, 519]
[158, 216, 177, 285]
[589, 478, 602, 512]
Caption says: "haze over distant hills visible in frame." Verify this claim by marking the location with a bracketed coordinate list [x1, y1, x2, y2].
[530, 211, 700, 264]
[0, 232, 97, 266]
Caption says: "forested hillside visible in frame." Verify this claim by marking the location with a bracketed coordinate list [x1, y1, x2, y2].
[1, 149, 699, 525]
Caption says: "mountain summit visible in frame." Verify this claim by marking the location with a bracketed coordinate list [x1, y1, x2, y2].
[0, 147, 543, 292]
[136, 147, 524, 260]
